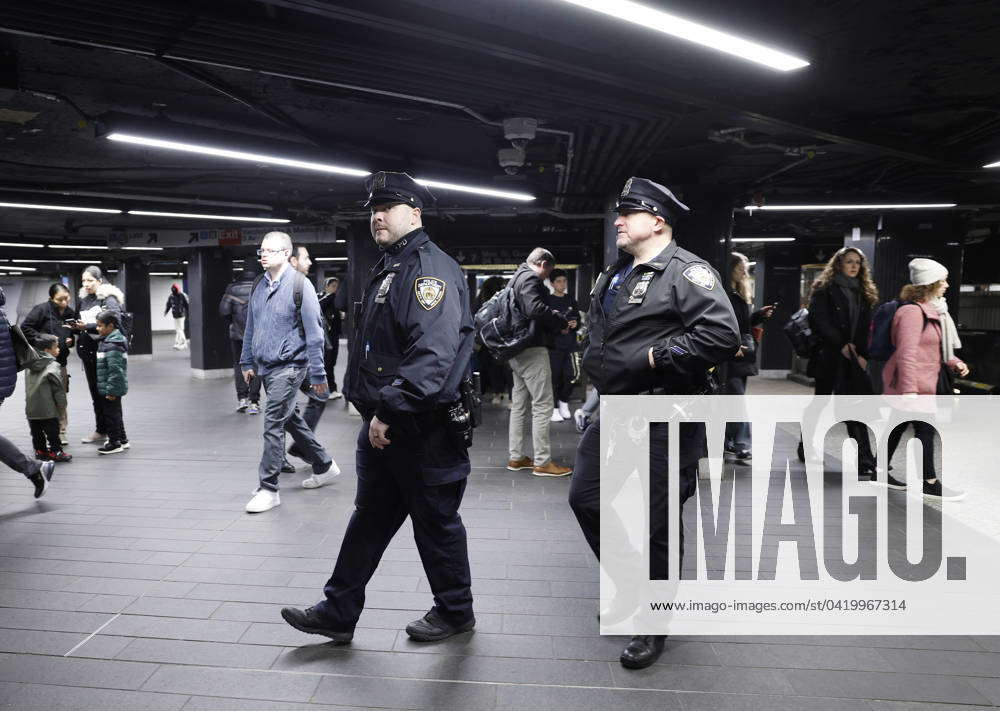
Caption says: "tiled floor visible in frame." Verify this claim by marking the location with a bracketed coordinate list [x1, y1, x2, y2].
[0, 336, 996, 710]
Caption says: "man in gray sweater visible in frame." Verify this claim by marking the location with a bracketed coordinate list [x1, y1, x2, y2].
[240, 231, 339, 513]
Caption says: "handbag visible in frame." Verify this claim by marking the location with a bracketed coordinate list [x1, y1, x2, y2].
[937, 362, 956, 395]
[10, 324, 41, 372]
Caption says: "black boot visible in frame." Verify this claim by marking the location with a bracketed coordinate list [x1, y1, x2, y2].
[405, 608, 475, 642]
[280, 606, 353, 644]
[620, 635, 666, 669]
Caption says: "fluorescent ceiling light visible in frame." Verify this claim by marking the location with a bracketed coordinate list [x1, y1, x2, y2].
[335, 239, 346, 244]
[744, 203, 956, 212]
[0, 201, 121, 214]
[106, 132, 535, 202]
[984, 160, 1000, 169]
[732, 236, 796, 242]
[122, 246, 165, 251]
[1, 265, 37, 271]
[11, 259, 94, 264]
[150, 272, 182, 276]
[52, 244, 109, 250]
[555, 0, 809, 72]
[316, 257, 348, 261]
[0, 241, 45, 248]
[128, 209, 290, 224]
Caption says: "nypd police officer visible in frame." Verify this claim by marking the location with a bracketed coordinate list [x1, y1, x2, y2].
[282, 172, 477, 644]
[568, 177, 739, 669]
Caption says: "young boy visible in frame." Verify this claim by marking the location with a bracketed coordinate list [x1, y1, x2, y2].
[25, 334, 72, 462]
[95, 311, 129, 454]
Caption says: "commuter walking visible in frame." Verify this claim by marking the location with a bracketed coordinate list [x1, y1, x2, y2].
[805, 247, 878, 477]
[1, 285, 56, 498]
[287, 244, 330, 435]
[505, 248, 573, 477]
[69, 266, 124, 445]
[165, 284, 189, 350]
[881, 258, 968, 501]
[545, 268, 581, 422]
[20, 283, 77, 444]
[318, 277, 344, 401]
[720, 252, 775, 460]
[24, 334, 72, 462]
[240, 231, 338, 513]
[220, 264, 263, 413]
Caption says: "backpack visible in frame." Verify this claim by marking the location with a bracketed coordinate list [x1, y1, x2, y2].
[117, 311, 135, 349]
[868, 299, 900, 360]
[474, 285, 532, 362]
[783, 307, 821, 358]
[251, 271, 307, 340]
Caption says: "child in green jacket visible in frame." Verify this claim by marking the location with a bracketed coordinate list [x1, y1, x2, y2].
[95, 311, 129, 454]
[25, 334, 72, 462]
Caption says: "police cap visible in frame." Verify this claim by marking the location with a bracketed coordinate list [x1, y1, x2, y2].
[363, 171, 435, 209]
[615, 177, 690, 223]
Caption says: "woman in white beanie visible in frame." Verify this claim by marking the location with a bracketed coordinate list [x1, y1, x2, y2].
[881, 258, 968, 500]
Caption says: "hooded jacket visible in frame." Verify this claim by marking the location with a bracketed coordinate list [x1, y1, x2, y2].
[883, 301, 962, 395]
[96, 329, 128, 397]
[25, 351, 66, 420]
[77, 283, 125, 355]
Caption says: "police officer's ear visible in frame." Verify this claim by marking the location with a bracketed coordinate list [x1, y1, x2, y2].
[652, 214, 669, 234]
[410, 206, 422, 227]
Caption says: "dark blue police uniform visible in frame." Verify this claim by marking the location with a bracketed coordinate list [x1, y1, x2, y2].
[311, 173, 476, 635]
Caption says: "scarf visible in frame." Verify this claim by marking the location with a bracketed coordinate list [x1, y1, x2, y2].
[931, 297, 962, 362]
[833, 273, 861, 337]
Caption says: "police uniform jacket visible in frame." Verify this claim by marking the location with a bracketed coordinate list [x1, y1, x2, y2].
[584, 241, 740, 396]
[343, 229, 475, 477]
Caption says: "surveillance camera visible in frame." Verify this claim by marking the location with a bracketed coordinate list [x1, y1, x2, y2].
[498, 147, 526, 175]
[503, 117, 537, 148]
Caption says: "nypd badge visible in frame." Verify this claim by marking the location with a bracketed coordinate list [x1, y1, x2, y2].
[375, 272, 395, 304]
[628, 272, 655, 304]
[682, 264, 716, 290]
[414, 277, 446, 310]
[372, 172, 387, 190]
[621, 177, 633, 198]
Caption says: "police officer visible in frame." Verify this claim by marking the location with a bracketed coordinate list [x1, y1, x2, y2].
[568, 177, 740, 669]
[281, 171, 477, 644]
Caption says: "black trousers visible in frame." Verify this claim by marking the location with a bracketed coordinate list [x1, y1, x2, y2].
[231, 339, 261, 403]
[569, 419, 697, 580]
[79, 348, 104, 433]
[887, 420, 938, 480]
[548, 349, 578, 404]
[325, 342, 339, 392]
[101, 397, 127, 444]
[315, 421, 473, 630]
[813, 374, 875, 470]
[29, 418, 61, 452]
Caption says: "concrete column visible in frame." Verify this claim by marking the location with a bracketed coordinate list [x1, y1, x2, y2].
[117, 258, 152, 358]
[675, 188, 736, 276]
[188, 249, 233, 378]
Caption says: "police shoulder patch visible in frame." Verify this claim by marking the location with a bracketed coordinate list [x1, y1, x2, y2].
[682, 263, 716, 290]
[414, 276, 446, 310]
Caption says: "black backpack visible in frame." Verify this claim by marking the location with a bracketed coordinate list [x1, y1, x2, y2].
[868, 299, 901, 361]
[474, 284, 532, 362]
[117, 310, 135, 349]
[783, 307, 821, 358]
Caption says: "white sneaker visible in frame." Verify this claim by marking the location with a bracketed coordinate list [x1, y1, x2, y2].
[246, 489, 280, 513]
[558, 401, 572, 419]
[550, 409, 564, 422]
[491, 395, 502, 406]
[329, 391, 343, 400]
[80, 432, 104, 444]
[247, 402, 260, 415]
[236, 398, 249, 412]
[302, 462, 342, 489]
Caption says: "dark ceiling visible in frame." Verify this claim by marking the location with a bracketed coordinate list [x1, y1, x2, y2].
[1, 0, 999, 259]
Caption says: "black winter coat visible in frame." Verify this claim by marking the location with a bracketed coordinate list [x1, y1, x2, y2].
[721, 289, 766, 380]
[806, 284, 872, 392]
[508, 263, 568, 349]
[21, 300, 78, 366]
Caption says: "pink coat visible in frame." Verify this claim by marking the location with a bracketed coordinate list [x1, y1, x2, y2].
[882, 301, 960, 395]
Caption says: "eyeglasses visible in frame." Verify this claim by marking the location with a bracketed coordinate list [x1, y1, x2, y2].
[256, 248, 289, 256]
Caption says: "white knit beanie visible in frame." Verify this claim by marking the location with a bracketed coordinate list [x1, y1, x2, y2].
[908, 258, 948, 286]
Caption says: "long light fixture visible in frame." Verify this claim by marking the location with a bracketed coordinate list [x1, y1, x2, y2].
[1, 265, 37, 271]
[128, 210, 289, 224]
[105, 132, 536, 202]
[52, 244, 110, 250]
[122, 246, 165, 251]
[555, 0, 809, 72]
[0, 201, 121, 214]
[744, 203, 956, 212]
[150, 271, 183, 276]
[732, 236, 796, 242]
[12, 259, 95, 264]
[315, 257, 348, 262]
[984, 160, 1000, 169]
[0, 241, 44, 248]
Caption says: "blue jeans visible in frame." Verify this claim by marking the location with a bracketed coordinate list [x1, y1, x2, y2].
[258, 365, 332, 491]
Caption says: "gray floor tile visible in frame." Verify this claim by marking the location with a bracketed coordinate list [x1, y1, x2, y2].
[311, 674, 497, 710]
[142, 665, 320, 702]
[180, 697, 374, 711]
[711, 642, 895, 672]
[124, 596, 222, 618]
[114, 637, 284, 668]
[783, 669, 991, 705]
[612, 663, 796, 694]
[678, 692, 871, 710]
[0, 651, 158, 690]
[239, 622, 398, 651]
[0, 628, 87, 655]
[1, 683, 188, 711]
[99, 615, 251, 643]
[497, 685, 681, 711]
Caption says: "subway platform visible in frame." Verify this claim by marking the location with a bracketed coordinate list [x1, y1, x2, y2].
[1, 335, 998, 711]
